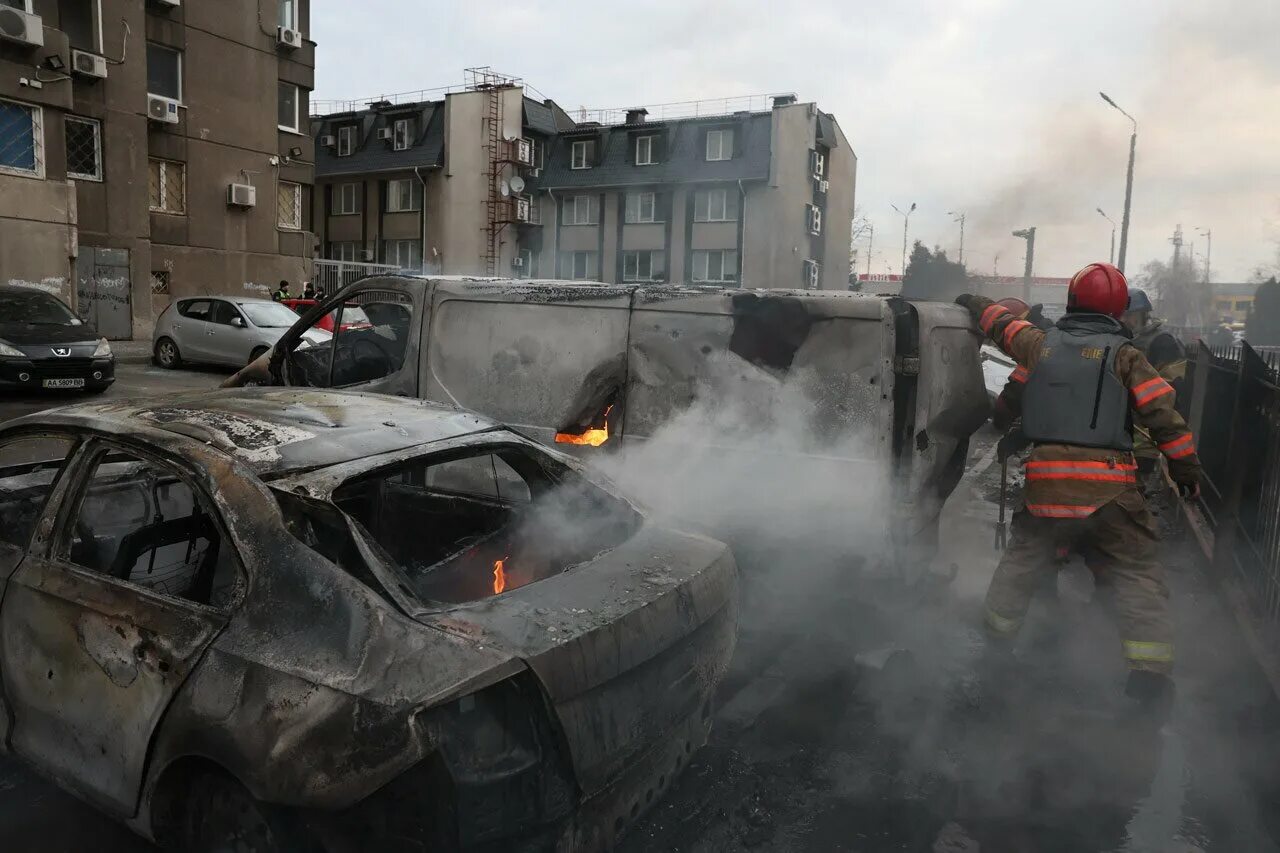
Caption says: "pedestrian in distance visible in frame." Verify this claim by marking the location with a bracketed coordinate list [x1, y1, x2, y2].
[272, 280, 291, 302]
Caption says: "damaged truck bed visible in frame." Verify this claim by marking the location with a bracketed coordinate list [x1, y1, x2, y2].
[230, 277, 989, 576]
[0, 390, 737, 852]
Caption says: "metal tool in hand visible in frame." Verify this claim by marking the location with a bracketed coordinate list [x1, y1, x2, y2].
[995, 457, 1009, 550]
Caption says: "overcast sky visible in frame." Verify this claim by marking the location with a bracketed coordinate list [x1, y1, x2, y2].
[313, 0, 1279, 282]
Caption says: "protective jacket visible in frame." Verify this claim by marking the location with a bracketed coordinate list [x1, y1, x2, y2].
[968, 296, 1201, 519]
[1022, 315, 1133, 450]
[1130, 319, 1188, 458]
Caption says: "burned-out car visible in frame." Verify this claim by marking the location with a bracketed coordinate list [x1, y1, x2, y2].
[0, 389, 737, 852]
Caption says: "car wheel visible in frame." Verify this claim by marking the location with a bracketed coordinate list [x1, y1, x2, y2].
[155, 337, 182, 369]
[249, 346, 270, 365]
[176, 771, 318, 853]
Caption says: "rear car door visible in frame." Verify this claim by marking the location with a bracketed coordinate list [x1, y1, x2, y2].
[0, 440, 242, 815]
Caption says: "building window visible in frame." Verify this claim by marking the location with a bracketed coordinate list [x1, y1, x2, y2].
[622, 250, 665, 282]
[806, 203, 822, 235]
[0, 98, 43, 178]
[150, 271, 170, 295]
[386, 178, 422, 212]
[329, 241, 358, 262]
[334, 182, 359, 215]
[60, 0, 101, 52]
[693, 188, 739, 222]
[384, 239, 422, 271]
[624, 191, 656, 224]
[148, 158, 185, 214]
[563, 194, 599, 226]
[803, 259, 820, 289]
[337, 125, 356, 157]
[514, 248, 534, 278]
[705, 128, 733, 161]
[278, 82, 300, 132]
[1, 1, 34, 14]
[278, 0, 298, 30]
[277, 181, 302, 230]
[393, 118, 413, 151]
[64, 116, 102, 181]
[571, 140, 592, 170]
[562, 251, 597, 280]
[692, 249, 738, 283]
[636, 135, 657, 166]
[146, 43, 182, 101]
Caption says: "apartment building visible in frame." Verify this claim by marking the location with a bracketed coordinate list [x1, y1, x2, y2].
[311, 79, 856, 290]
[0, 0, 314, 340]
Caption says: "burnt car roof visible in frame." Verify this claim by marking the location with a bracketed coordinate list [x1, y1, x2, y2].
[4, 388, 497, 476]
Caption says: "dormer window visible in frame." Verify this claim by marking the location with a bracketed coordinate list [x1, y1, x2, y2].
[636, 135, 657, 165]
[393, 118, 413, 151]
[571, 139, 594, 170]
[337, 125, 356, 157]
[706, 128, 734, 161]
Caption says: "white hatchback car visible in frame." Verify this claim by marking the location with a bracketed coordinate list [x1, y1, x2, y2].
[152, 297, 330, 369]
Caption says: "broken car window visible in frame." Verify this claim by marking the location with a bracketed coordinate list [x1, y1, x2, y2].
[287, 289, 415, 387]
[63, 451, 242, 609]
[0, 435, 75, 552]
[332, 444, 640, 605]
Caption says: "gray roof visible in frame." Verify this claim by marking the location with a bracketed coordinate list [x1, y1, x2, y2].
[539, 112, 773, 189]
[523, 97, 558, 136]
[313, 101, 445, 177]
[816, 112, 838, 148]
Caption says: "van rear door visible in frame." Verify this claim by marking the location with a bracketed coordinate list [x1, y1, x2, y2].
[419, 281, 634, 445]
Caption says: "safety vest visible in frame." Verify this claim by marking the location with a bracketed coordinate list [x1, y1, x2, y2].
[1131, 320, 1184, 366]
[1022, 314, 1134, 451]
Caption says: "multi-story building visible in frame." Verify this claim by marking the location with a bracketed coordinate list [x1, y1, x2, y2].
[311, 77, 856, 290]
[0, 0, 315, 340]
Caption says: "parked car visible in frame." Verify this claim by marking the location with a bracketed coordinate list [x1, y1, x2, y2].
[152, 297, 331, 370]
[279, 297, 373, 333]
[0, 388, 737, 852]
[0, 284, 114, 393]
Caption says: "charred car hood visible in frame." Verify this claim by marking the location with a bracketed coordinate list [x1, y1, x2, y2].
[419, 523, 738, 795]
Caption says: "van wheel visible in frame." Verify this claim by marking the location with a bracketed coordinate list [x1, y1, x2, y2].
[155, 337, 182, 369]
[174, 771, 319, 853]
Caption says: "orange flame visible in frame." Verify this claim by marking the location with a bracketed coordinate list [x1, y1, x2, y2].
[555, 405, 613, 447]
[493, 557, 507, 595]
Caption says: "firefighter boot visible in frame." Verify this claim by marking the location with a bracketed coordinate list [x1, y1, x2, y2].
[1125, 670, 1175, 723]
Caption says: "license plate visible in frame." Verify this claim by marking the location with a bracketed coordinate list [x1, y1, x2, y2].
[42, 378, 85, 389]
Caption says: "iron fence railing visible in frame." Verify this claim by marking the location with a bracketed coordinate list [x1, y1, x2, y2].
[1183, 342, 1280, 623]
[312, 259, 403, 297]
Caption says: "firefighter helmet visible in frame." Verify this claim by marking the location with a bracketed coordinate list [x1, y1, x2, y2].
[1127, 288, 1154, 314]
[1067, 262, 1129, 318]
[996, 297, 1031, 318]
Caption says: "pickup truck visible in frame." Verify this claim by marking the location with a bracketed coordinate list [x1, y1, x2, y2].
[228, 276, 989, 579]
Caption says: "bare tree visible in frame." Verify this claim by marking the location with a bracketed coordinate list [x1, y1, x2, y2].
[1134, 258, 1212, 328]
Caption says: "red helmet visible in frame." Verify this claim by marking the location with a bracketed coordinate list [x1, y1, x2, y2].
[996, 297, 1031, 318]
[1067, 262, 1129, 318]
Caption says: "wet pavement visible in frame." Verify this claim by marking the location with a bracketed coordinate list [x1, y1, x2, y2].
[0, 383, 1278, 852]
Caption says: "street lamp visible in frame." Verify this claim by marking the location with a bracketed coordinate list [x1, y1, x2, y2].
[1097, 208, 1117, 264]
[948, 210, 966, 265]
[1012, 227, 1037, 305]
[891, 202, 916, 276]
[1100, 92, 1137, 273]
[1197, 226, 1212, 284]
[865, 222, 875, 276]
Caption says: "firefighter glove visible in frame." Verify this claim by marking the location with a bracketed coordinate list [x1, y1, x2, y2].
[955, 293, 976, 310]
[997, 429, 1030, 462]
[1178, 479, 1201, 500]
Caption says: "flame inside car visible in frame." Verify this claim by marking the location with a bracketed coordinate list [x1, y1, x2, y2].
[493, 556, 507, 595]
[555, 405, 613, 447]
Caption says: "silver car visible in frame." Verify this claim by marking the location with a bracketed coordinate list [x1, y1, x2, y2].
[152, 297, 330, 369]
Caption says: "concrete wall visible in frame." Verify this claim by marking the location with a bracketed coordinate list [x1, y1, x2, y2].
[0, 0, 314, 339]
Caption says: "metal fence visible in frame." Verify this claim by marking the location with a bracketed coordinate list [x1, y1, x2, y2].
[312, 259, 403, 297]
[1181, 342, 1280, 623]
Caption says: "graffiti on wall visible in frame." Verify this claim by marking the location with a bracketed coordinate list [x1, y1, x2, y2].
[8, 277, 67, 296]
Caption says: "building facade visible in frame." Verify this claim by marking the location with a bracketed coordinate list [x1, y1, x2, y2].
[312, 81, 856, 290]
[0, 0, 314, 340]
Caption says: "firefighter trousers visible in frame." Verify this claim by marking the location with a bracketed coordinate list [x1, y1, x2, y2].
[983, 488, 1173, 674]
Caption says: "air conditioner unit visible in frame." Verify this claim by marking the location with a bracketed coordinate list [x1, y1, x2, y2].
[375, 128, 393, 142]
[277, 27, 301, 49]
[227, 183, 256, 208]
[515, 196, 532, 223]
[516, 138, 533, 166]
[0, 7, 43, 47]
[147, 94, 180, 124]
[319, 134, 336, 147]
[71, 50, 108, 80]
[512, 256, 525, 268]
[816, 179, 830, 194]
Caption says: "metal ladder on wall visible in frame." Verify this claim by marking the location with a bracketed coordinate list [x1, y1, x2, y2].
[481, 85, 504, 277]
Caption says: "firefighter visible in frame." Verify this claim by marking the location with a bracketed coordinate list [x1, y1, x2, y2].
[272, 280, 291, 302]
[955, 262, 1202, 713]
[1123, 288, 1189, 491]
[990, 297, 1052, 434]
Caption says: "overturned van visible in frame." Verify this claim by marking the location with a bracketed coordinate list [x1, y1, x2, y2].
[229, 277, 989, 577]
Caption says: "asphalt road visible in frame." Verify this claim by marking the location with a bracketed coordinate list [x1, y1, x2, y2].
[2, 369, 1279, 852]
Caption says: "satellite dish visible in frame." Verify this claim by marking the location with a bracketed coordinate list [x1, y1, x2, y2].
[509, 175, 526, 194]
[499, 179, 510, 197]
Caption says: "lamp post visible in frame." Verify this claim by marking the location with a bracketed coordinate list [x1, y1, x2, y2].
[865, 222, 874, 276]
[1097, 207, 1117, 264]
[948, 210, 966, 265]
[1100, 92, 1137, 272]
[891, 202, 916, 276]
[1012, 227, 1036, 305]
[1197, 226, 1212, 284]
